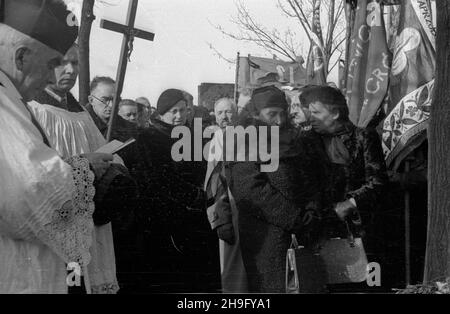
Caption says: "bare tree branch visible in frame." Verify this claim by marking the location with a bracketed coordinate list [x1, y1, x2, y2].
[328, 50, 344, 74]
[206, 42, 236, 64]
[210, 0, 345, 78]
[290, 0, 313, 32]
[329, 29, 346, 58]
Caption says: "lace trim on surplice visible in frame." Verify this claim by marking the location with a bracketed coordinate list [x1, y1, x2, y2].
[43, 156, 95, 267]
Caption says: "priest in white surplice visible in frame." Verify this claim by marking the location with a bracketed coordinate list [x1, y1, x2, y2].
[0, 0, 113, 293]
[28, 43, 123, 294]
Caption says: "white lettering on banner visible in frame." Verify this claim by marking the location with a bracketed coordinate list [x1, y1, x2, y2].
[347, 25, 368, 81]
[359, 24, 371, 43]
[347, 60, 355, 80]
[366, 2, 382, 27]
[366, 65, 389, 94]
[411, 0, 436, 48]
[417, 0, 435, 36]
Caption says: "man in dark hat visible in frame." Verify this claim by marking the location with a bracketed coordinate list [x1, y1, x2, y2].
[226, 85, 327, 293]
[0, 0, 78, 101]
[0, 0, 116, 293]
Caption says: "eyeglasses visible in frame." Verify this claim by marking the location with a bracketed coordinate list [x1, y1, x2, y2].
[90, 95, 120, 107]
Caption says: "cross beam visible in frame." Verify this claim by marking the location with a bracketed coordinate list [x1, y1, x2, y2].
[100, 0, 155, 141]
[101, 20, 155, 42]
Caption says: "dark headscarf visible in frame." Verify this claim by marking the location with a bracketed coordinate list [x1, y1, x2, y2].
[250, 85, 288, 113]
[156, 89, 186, 115]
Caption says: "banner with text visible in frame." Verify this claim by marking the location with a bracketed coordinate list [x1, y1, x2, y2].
[346, 0, 391, 128]
[306, 0, 327, 85]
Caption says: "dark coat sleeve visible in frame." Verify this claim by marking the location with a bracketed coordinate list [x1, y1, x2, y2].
[205, 161, 233, 230]
[131, 131, 205, 227]
[92, 163, 138, 229]
[347, 128, 388, 212]
[228, 160, 306, 233]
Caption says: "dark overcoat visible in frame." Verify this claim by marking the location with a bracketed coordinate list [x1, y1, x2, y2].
[321, 123, 388, 240]
[128, 118, 220, 292]
[226, 120, 327, 293]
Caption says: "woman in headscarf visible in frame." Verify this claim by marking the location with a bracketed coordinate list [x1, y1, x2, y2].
[226, 85, 328, 293]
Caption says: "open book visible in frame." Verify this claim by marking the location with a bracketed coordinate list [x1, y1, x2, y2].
[95, 138, 136, 155]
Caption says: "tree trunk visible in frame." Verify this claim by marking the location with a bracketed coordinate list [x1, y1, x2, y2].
[424, 0, 450, 284]
[78, 0, 95, 107]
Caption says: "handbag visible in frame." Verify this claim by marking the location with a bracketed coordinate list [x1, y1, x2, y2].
[286, 235, 328, 293]
[319, 221, 368, 284]
[286, 222, 368, 293]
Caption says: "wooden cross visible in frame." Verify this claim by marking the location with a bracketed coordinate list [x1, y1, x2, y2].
[100, 0, 155, 141]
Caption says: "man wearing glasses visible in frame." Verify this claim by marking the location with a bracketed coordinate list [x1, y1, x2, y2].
[86, 76, 137, 143]
[86, 76, 116, 136]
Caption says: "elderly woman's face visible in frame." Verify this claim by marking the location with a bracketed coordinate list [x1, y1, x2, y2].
[160, 100, 188, 126]
[119, 104, 138, 123]
[308, 101, 338, 134]
[258, 107, 286, 127]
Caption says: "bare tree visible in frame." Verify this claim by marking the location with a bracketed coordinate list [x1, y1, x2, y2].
[69, 0, 116, 106]
[212, 0, 346, 77]
[424, 0, 450, 285]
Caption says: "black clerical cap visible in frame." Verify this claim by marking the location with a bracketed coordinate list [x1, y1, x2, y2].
[1, 0, 78, 55]
[250, 85, 288, 113]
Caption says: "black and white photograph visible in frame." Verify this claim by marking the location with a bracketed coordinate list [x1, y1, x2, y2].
[0, 0, 449, 300]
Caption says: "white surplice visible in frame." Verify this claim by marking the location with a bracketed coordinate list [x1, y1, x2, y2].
[0, 71, 95, 294]
[28, 91, 119, 294]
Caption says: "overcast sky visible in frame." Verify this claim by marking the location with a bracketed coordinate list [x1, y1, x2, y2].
[68, 0, 331, 106]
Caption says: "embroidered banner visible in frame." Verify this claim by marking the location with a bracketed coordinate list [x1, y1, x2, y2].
[345, 0, 391, 128]
[306, 0, 326, 85]
[382, 79, 433, 168]
[382, 0, 436, 168]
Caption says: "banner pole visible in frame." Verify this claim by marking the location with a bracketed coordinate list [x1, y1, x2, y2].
[404, 159, 412, 286]
[234, 51, 240, 104]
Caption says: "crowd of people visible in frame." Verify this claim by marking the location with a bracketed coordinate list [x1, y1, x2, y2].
[0, 0, 428, 294]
